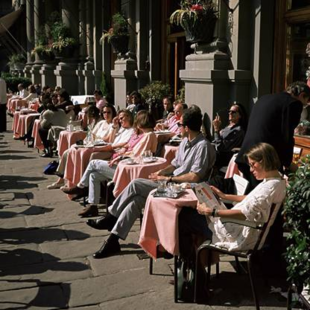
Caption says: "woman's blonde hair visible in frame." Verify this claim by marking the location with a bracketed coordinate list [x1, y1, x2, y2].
[245, 143, 281, 171]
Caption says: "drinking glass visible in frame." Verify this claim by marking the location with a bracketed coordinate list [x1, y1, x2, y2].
[157, 180, 167, 193]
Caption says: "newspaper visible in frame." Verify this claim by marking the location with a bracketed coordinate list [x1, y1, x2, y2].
[194, 183, 226, 221]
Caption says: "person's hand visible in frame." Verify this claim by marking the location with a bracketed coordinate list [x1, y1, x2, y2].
[197, 202, 212, 216]
[210, 185, 226, 200]
[112, 116, 119, 127]
[108, 157, 119, 167]
[148, 170, 166, 180]
[65, 105, 74, 111]
[212, 115, 221, 132]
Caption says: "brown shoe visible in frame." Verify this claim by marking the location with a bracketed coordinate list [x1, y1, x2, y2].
[62, 186, 86, 196]
[78, 205, 98, 217]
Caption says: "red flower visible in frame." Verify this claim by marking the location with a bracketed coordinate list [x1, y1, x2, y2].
[191, 4, 203, 12]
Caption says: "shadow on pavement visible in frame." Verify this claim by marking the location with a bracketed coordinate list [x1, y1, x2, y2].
[0, 155, 37, 160]
[0, 227, 90, 246]
[0, 150, 33, 154]
[0, 205, 54, 218]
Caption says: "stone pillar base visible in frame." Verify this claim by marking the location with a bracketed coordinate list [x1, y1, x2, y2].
[111, 58, 137, 109]
[23, 64, 33, 79]
[180, 50, 251, 128]
[30, 64, 42, 85]
[54, 62, 78, 95]
[40, 64, 57, 89]
[83, 61, 95, 95]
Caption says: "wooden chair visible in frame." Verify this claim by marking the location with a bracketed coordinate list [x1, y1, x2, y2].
[193, 203, 280, 310]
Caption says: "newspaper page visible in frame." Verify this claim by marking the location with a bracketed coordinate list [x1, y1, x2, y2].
[194, 183, 226, 221]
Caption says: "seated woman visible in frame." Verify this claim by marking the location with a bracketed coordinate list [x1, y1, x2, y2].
[38, 101, 68, 157]
[212, 103, 248, 167]
[47, 104, 116, 189]
[24, 85, 38, 103]
[176, 142, 286, 290]
[63, 110, 157, 217]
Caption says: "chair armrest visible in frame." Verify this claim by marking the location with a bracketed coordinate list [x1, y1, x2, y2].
[221, 218, 264, 229]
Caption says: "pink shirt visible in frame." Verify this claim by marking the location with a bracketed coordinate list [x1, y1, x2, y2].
[96, 98, 108, 111]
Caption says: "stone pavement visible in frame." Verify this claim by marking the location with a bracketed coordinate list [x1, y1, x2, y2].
[0, 118, 288, 309]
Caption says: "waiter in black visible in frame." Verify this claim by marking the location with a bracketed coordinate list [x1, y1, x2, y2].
[236, 81, 310, 190]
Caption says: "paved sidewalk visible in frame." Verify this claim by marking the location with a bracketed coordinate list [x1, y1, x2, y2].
[0, 118, 287, 309]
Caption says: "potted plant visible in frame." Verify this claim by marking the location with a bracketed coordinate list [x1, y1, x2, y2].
[31, 26, 54, 61]
[7, 53, 26, 71]
[49, 13, 77, 59]
[100, 13, 129, 55]
[284, 154, 310, 306]
[139, 81, 171, 120]
[170, 0, 218, 44]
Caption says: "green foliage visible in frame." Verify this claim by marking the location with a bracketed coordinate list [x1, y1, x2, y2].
[176, 85, 185, 102]
[100, 13, 129, 44]
[1, 72, 31, 93]
[139, 81, 171, 103]
[52, 37, 77, 52]
[170, 0, 217, 29]
[100, 72, 109, 97]
[284, 154, 310, 290]
[8, 53, 26, 67]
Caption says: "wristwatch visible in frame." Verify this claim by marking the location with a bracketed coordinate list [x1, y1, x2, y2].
[211, 208, 218, 217]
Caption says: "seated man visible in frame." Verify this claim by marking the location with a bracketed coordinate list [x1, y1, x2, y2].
[86, 108, 216, 258]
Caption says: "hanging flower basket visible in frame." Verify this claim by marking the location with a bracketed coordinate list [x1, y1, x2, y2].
[170, 1, 218, 44]
[109, 35, 129, 55]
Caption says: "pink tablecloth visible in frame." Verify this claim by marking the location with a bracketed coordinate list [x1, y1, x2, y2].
[32, 119, 44, 150]
[64, 146, 100, 186]
[15, 113, 40, 138]
[162, 144, 179, 164]
[112, 158, 168, 197]
[12, 112, 21, 137]
[57, 130, 87, 157]
[7, 98, 27, 113]
[138, 189, 198, 259]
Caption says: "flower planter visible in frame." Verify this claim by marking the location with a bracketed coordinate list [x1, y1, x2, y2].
[53, 46, 75, 59]
[183, 13, 217, 44]
[109, 35, 129, 55]
[36, 51, 55, 62]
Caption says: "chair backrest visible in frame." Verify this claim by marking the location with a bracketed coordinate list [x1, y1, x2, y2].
[233, 174, 249, 196]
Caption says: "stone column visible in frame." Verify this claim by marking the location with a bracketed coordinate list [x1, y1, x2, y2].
[54, 0, 79, 94]
[111, 59, 137, 109]
[24, 0, 34, 78]
[30, 0, 42, 84]
[180, 0, 252, 132]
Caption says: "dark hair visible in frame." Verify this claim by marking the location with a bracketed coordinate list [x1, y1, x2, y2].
[245, 142, 280, 171]
[182, 103, 188, 110]
[58, 89, 70, 101]
[87, 105, 100, 119]
[29, 85, 36, 93]
[130, 91, 142, 101]
[93, 89, 103, 96]
[189, 104, 201, 113]
[102, 103, 117, 119]
[232, 103, 248, 131]
[135, 110, 156, 129]
[287, 81, 310, 99]
[182, 108, 202, 132]
[46, 102, 58, 111]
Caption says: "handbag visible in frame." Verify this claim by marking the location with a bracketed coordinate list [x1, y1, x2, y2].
[43, 161, 59, 175]
[177, 259, 195, 302]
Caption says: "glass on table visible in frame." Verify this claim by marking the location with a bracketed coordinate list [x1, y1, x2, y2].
[157, 179, 167, 193]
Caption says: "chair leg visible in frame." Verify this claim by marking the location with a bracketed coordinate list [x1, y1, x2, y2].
[235, 256, 242, 274]
[194, 248, 201, 303]
[216, 262, 219, 278]
[286, 285, 293, 310]
[247, 255, 260, 310]
[149, 257, 153, 275]
[174, 256, 178, 303]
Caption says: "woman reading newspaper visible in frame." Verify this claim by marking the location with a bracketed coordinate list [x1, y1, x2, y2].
[177, 142, 286, 299]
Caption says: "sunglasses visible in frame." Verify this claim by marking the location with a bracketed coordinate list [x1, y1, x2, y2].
[177, 122, 184, 127]
[247, 160, 261, 168]
[228, 110, 238, 114]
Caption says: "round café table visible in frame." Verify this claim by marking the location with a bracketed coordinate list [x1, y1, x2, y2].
[57, 130, 87, 157]
[138, 188, 198, 259]
[112, 157, 168, 197]
[32, 119, 44, 151]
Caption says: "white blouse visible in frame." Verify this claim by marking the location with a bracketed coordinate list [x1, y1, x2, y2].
[211, 177, 286, 251]
[92, 120, 113, 140]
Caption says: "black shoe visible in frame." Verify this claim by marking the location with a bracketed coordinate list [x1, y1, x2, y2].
[86, 214, 117, 231]
[156, 245, 173, 259]
[93, 239, 121, 259]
